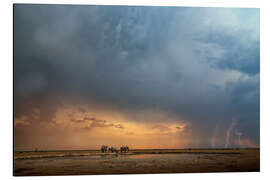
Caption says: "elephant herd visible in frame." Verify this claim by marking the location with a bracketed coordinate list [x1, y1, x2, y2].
[101, 145, 129, 153]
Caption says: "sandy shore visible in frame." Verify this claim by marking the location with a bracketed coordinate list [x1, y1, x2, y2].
[14, 148, 259, 176]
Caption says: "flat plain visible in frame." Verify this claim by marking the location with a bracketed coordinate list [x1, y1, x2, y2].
[14, 148, 259, 176]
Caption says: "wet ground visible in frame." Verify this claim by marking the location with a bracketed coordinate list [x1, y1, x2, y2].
[14, 149, 260, 176]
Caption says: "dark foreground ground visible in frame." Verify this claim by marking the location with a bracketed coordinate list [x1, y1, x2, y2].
[14, 148, 259, 176]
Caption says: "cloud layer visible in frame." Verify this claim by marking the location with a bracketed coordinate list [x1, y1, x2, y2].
[14, 5, 260, 150]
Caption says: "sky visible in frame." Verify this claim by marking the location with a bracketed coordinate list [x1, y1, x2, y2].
[14, 4, 260, 151]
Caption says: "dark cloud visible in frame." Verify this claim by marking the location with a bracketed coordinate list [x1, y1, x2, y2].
[71, 115, 125, 131]
[199, 32, 260, 75]
[14, 4, 260, 148]
[152, 124, 170, 132]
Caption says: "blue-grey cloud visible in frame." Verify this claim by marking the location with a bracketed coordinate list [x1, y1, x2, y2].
[14, 4, 260, 148]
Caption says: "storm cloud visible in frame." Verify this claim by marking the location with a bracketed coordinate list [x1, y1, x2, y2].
[14, 4, 260, 149]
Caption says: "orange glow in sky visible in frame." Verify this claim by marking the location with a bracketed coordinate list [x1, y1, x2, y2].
[14, 101, 196, 151]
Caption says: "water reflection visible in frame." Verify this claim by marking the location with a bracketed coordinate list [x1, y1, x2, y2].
[127, 153, 200, 160]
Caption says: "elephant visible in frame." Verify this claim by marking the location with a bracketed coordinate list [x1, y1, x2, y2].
[108, 147, 118, 153]
[101, 145, 108, 153]
[120, 146, 129, 153]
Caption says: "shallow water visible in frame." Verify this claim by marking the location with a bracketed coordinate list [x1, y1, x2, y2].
[126, 153, 200, 160]
[14, 150, 260, 176]
[15, 152, 200, 160]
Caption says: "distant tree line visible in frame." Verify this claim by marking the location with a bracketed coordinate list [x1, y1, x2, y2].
[101, 145, 129, 153]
